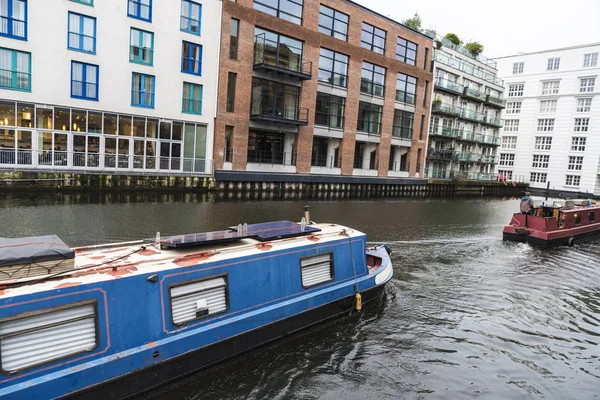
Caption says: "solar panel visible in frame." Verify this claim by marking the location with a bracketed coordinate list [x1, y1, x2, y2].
[230, 220, 321, 241]
[149, 230, 257, 248]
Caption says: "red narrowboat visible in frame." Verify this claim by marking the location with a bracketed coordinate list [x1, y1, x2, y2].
[503, 199, 600, 247]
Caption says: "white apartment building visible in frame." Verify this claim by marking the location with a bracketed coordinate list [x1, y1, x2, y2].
[425, 36, 505, 180]
[0, 0, 220, 176]
[494, 43, 600, 194]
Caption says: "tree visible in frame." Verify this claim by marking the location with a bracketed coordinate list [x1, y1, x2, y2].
[464, 41, 484, 57]
[402, 12, 422, 32]
[444, 33, 462, 46]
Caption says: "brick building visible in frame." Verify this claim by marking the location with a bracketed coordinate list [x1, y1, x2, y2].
[213, 0, 433, 182]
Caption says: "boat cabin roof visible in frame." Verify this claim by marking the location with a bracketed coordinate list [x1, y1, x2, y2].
[0, 222, 364, 299]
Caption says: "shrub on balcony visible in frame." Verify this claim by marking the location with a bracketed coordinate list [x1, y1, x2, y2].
[465, 41, 484, 57]
[435, 40, 442, 50]
[444, 33, 462, 46]
[432, 97, 442, 106]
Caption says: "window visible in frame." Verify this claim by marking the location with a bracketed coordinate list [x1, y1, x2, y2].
[392, 109, 414, 139]
[0, 302, 98, 373]
[423, 48, 428, 70]
[182, 82, 202, 114]
[537, 119, 554, 132]
[574, 118, 589, 132]
[254, 28, 304, 73]
[512, 62, 523, 74]
[508, 84, 524, 97]
[129, 28, 153, 65]
[71, 61, 98, 101]
[499, 153, 515, 167]
[539, 100, 557, 113]
[226, 72, 236, 112]
[396, 37, 417, 66]
[589, 211, 596, 222]
[571, 137, 586, 152]
[361, 61, 386, 97]
[503, 119, 519, 132]
[568, 156, 583, 171]
[565, 175, 581, 187]
[532, 155, 550, 169]
[318, 48, 348, 88]
[583, 53, 598, 67]
[395, 73, 417, 104]
[530, 172, 547, 183]
[0, 0, 27, 40]
[253, 0, 303, 25]
[419, 114, 425, 140]
[300, 253, 333, 288]
[357, 101, 382, 134]
[67, 12, 96, 53]
[547, 57, 560, 71]
[423, 80, 428, 106]
[229, 18, 239, 59]
[579, 77, 595, 93]
[0, 47, 30, 90]
[498, 170, 513, 180]
[128, 0, 152, 22]
[506, 102, 521, 114]
[181, 41, 202, 75]
[576, 98, 592, 112]
[534, 136, 552, 151]
[541, 80, 559, 95]
[181, 0, 201, 35]
[318, 5, 348, 41]
[501, 136, 517, 149]
[170, 275, 228, 325]
[315, 92, 345, 129]
[131, 73, 155, 108]
[361, 22, 386, 55]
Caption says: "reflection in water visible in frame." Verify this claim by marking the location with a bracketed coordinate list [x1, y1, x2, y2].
[0, 194, 598, 399]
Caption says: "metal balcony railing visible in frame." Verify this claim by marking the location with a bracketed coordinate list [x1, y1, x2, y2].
[247, 150, 296, 166]
[433, 51, 504, 87]
[434, 77, 464, 94]
[250, 101, 309, 126]
[463, 86, 486, 102]
[436, 36, 497, 69]
[485, 94, 506, 108]
[427, 148, 456, 161]
[311, 154, 340, 169]
[392, 127, 412, 140]
[253, 33, 312, 79]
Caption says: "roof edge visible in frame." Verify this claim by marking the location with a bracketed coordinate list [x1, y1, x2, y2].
[493, 42, 600, 60]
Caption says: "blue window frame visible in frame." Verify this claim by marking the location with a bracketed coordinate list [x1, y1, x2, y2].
[70, 0, 93, 5]
[71, 61, 98, 100]
[181, 41, 202, 76]
[180, 0, 201, 35]
[132, 72, 155, 108]
[128, 0, 151, 22]
[0, 47, 30, 91]
[68, 12, 96, 54]
[182, 82, 202, 114]
[0, 0, 27, 40]
[130, 28, 153, 65]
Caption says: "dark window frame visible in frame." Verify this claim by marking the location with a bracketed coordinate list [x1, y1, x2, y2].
[360, 61, 386, 97]
[396, 72, 417, 104]
[393, 109, 414, 139]
[315, 92, 345, 129]
[253, 0, 304, 26]
[318, 4, 348, 41]
[357, 101, 382, 134]
[318, 47, 349, 88]
[226, 72, 237, 112]
[229, 18, 239, 60]
[361, 22, 386, 54]
[396, 36, 417, 66]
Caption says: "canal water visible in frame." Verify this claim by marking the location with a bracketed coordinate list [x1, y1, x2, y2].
[1, 193, 599, 399]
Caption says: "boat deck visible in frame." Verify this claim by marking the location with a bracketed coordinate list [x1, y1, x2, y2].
[0, 223, 365, 298]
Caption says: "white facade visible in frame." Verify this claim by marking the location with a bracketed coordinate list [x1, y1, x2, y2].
[0, 0, 221, 176]
[494, 43, 600, 194]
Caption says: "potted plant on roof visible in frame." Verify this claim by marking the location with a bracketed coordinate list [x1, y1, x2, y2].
[464, 41, 484, 57]
[444, 33, 462, 48]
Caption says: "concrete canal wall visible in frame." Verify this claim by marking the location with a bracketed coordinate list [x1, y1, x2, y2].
[0, 171, 528, 197]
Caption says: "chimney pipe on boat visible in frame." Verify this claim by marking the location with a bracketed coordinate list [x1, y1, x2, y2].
[304, 205, 311, 225]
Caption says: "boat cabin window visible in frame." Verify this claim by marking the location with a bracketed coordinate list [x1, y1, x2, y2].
[300, 253, 334, 288]
[0, 302, 98, 374]
[574, 213, 582, 226]
[590, 211, 596, 222]
[170, 275, 229, 326]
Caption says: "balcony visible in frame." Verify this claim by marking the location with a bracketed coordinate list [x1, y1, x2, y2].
[250, 102, 309, 126]
[434, 77, 464, 95]
[463, 86, 486, 102]
[436, 36, 497, 69]
[247, 150, 296, 166]
[482, 115, 502, 128]
[427, 148, 456, 161]
[433, 51, 504, 88]
[429, 126, 460, 139]
[482, 155, 499, 164]
[481, 135, 501, 146]
[485, 95, 506, 109]
[253, 34, 312, 80]
[456, 152, 480, 163]
[458, 108, 485, 124]
[432, 102, 460, 117]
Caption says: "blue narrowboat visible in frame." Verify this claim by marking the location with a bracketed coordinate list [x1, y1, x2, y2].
[0, 216, 393, 399]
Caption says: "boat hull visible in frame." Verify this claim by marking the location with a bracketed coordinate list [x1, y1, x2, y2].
[65, 284, 386, 400]
[503, 228, 600, 248]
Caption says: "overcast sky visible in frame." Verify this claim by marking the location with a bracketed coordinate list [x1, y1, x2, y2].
[353, 0, 600, 58]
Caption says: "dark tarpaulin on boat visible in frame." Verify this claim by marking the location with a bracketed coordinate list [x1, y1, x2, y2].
[0, 235, 74, 267]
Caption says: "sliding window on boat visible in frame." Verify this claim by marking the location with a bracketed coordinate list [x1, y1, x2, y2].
[170, 274, 229, 326]
[590, 211, 596, 222]
[300, 253, 334, 288]
[574, 213, 582, 226]
[0, 301, 98, 375]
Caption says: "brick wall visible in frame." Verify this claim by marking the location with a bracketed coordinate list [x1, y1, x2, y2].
[214, 0, 433, 177]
